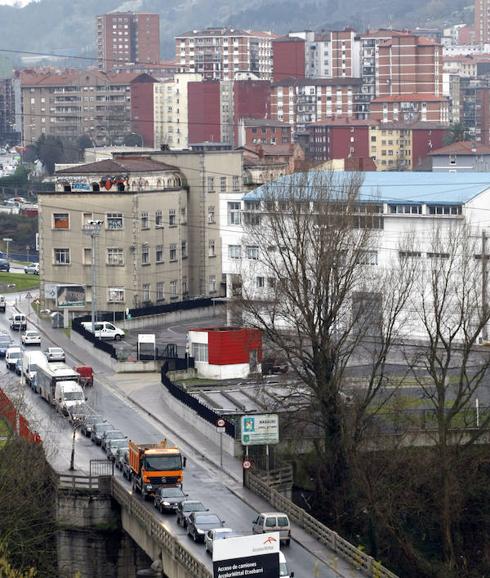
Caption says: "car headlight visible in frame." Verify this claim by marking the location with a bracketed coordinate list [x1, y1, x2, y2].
[162, 501, 170, 506]
[197, 529, 205, 534]
[146, 484, 152, 489]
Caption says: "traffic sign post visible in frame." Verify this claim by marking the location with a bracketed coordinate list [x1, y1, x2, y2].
[242, 459, 252, 470]
[216, 418, 225, 467]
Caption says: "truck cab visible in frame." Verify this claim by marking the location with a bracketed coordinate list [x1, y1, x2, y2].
[54, 381, 85, 416]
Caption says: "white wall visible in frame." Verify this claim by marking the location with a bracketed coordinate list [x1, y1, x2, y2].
[195, 361, 251, 379]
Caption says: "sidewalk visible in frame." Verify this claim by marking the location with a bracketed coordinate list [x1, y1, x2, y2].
[17, 299, 368, 578]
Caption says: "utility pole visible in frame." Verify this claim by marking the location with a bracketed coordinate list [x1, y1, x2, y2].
[2, 237, 12, 260]
[482, 230, 488, 342]
[83, 220, 102, 332]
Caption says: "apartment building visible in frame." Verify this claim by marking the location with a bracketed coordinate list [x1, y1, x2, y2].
[369, 95, 449, 125]
[19, 69, 155, 147]
[96, 12, 160, 72]
[270, 77, 362, 132]
[475, 0, 490, 43]
[304, 118, 373, 162]
[429, 141, 490, 171]
[0, 77, 20, 145]
[153, 72, 202, 149]
[40, 157, 189, 312]
[175, 28, 277, 81]
[237, 118, 292, 147]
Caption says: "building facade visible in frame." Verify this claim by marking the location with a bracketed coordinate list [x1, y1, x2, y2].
[97, 12, 160, 72]
[0, 77, 20, 145]
[429, 141, 490, 171]
[237, 118, 292, 147]
[175, 28, 277, 81]
[369, 95, 449, 124]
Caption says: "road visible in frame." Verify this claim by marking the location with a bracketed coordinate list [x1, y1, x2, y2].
[0, 294, 358, 578]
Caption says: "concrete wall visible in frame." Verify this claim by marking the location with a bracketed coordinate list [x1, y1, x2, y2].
[119, 303, 224, 331]
[56, 488, 118, 529]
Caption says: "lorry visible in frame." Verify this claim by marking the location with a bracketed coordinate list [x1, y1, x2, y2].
[74, 365, 94, 387]
[22, 350, 48, 389]
[54, 381, 85, 416]
[128, 439, 185, 500]
[36, 362, 82, 405]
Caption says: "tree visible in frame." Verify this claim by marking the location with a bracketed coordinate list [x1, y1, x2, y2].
[444, 122, 468, 145]
[237, 171, 416, 526]
[123, 132, 144, 147]
[35, 135, 64, 175]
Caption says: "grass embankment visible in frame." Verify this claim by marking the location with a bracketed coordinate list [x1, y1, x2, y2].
[0, 272, 39, 293]
[0, 418, 10, 447]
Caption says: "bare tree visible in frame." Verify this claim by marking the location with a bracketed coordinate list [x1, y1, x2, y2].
[237, 171, 416, 525]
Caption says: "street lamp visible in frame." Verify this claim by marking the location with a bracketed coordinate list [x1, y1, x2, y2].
[2, 237, 12, 261]
[69, 416, 85, 471]
[83, 220, 102, 332]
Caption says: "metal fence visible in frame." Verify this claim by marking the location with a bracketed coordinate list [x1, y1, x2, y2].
[245, 470, 399, 578]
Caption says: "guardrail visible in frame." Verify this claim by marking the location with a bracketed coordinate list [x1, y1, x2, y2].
[112, 478, 212, 578]
[58, 474, 102, 490]
[245, 470, 399, 578]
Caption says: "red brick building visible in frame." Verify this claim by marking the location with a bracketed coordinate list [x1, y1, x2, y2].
[187, 81, 221, 144]
[476, 0, 490, 43]
[272, 36, 306, 81]
[130, 73, 157, 146]
[237, 118, 292, 146]
[97, 12, 160, 72]
[304, 118, 373, 162]
[369, 95, 449, 124]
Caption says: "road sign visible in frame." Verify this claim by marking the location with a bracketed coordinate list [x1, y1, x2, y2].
[241, 414, 279, 446]
[213, 533, 280, 578]
[217, 418, 225, 427]
[242, 459, 252, 470]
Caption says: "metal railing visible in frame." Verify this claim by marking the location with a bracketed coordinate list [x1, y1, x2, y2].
[112, 478, 212, 578]
[245, 470, 399, 578]
[58, 474, 102, 490]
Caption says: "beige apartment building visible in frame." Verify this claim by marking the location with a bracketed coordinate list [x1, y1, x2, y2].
[39, 148, 244, 313]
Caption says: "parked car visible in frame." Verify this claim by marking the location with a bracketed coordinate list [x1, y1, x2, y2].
[176, 500, 208, 529]
[187, 512, 225, 543]
[204, 528, 236, 554]
[262, 356, 288, 375]
[252, 512, 291, 546]
[0, 259, 10, 272]
[10, 313, 26, 331]
[81, 321, 125, 341]
[80, 415, 104, 437]
[74, 365, 94, 387]
[0, 334, 12, 357]
[45, 347, 66, 362]
[21, 330, 41, 346]
[154, 486, 188, 514]
[106, 440, 128, 463]
[101, 430, 126, 452]
[5, 346, 22, 370]
[91, 422, 115, 445]
[24, 262, 39, 275]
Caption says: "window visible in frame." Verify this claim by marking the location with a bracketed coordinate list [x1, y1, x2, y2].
[246, 245, 259, 260]
[107, 213, 123, 230]
[54, 248, 70, 265]
[256, 276, 265, 288]
[358, 250, 378, 265]
[53, 213, 69, 229]
[428, 205, 462, 215]
[142, 244, 150, 265]
[232, 175, 240, 192]
[181, 240, 188, 258]
[156, 281, 165, 302]
[156, 244, 164, 263]
[83, 247, 92, 265]
[141, 211, 149, 229]
[208, 275, 217, 293]
[220, 176, 227, 192]
[155, 209, 163, 227]
[180, 206, 187, 224]
[399, 251, 422, 259]
[107, 288, 125, 302]
[427, 252, 450, 259]
[170, 280, 177, 297]
[82, 212, 93, 227]
[208, 206, 215, 223]
[208, 239, 216, 257]
[107, 248, 124, 266]
[207, 176, 215, 193]
[227, 202, 241, 225]
[192, 342, 208, 362]
[142, 283, 150, 302]
[182, 277, 188, 294]
[170, 243, 177, 261]
[169, 208, 176, 226]
[228, 245, 241, 259]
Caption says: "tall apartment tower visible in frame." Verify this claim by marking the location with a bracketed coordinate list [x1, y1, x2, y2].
[97, 12, 160, 72]
[475, 0, 490, 43]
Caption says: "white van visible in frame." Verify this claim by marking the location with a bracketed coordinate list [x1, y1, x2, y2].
[54, 381, 85, 415]
[5, 346, 22, 370]
[10, 313, 26, 331]
[22, 350, 48, 389]
[279, 552, 294, 578]
[81, 321, 125, 341]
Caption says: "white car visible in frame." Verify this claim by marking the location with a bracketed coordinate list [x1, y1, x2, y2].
[45, 347, 65, 362]
[24, 262, 39, 275]
[204, 528, 235, 554]
[21, 330, 41, 346]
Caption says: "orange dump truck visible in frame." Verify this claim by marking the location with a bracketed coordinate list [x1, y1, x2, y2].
[128, 439, 185, 499]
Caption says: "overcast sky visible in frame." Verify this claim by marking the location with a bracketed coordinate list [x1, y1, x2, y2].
[0, 0, 32, 6]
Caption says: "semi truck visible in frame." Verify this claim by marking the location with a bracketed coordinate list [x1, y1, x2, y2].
[128, 439, 185, 499]
[36, 362, 82, 405]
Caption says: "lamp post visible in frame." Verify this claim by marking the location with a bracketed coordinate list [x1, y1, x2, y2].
[69, 416, 85, 471]
[2, 237, 12, 261]
[83, 220, 102, 332]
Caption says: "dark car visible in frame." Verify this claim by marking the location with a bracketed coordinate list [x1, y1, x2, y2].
[80, 415, 104, 437]
[101, 431, 126, 452]
[0, 334, 12, 357]
[91, 422, 115, 445]
[0, 259, 10, 272]
[187, 512, 225, 543]
[262, 356, 288, 375]
[154, 486, 188, 514]
[176, 500, 208, 529]
[107, 440, 128, 463]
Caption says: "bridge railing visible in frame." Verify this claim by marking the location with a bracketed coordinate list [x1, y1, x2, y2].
[58, 474, 102, 491]
[245, 470, 399, 578]
[112, 478, 212, 578]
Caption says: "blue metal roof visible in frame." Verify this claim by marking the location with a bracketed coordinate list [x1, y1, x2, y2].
[243, 171, 490, 205]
